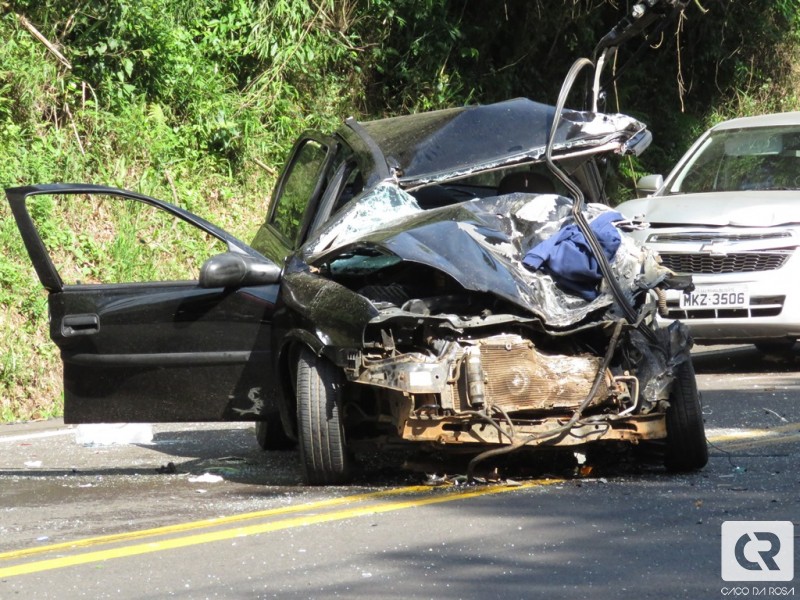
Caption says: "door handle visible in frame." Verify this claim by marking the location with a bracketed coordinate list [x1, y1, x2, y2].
[61, 313, 100, 336]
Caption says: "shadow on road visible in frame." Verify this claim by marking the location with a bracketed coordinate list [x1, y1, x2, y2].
[691, 344, 800, 374]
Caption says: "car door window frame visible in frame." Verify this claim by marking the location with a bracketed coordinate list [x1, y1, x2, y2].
[266, 134, 337, 249]
[307, 151, 364, 236]
[6, 184, 266, 294]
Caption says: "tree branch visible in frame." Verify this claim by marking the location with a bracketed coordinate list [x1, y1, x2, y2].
[17, 14, 72, 70]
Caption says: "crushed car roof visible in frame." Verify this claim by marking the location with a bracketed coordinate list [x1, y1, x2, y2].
[354, 98, 652, 187]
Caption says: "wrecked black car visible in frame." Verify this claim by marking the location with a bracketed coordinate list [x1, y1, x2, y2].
[7, 0, 705, 484]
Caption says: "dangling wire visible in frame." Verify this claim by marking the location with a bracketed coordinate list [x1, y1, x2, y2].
[466, 320, 625, 481]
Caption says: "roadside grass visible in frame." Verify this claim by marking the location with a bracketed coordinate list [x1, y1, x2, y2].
[0, 287, 62, 422]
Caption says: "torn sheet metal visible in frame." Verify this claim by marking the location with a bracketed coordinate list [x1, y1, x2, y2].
[304, 188, 671, 329]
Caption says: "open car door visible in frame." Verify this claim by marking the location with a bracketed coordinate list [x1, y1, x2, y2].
[6, 184, 281, 423]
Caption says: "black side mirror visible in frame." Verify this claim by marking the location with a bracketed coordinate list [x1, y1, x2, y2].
[199, 252, 281, 288]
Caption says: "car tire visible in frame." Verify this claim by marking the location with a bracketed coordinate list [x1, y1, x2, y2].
[664, 359, 708, 472]
[754, 339, 796, 354]
[255, 414, 295, 451]
[296, 348, 350, 485]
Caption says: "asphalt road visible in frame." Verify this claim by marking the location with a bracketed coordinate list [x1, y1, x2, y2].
[0, 345, 798, 599]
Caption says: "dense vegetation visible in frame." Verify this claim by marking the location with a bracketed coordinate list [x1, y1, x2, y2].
[1, 0, 798, 421]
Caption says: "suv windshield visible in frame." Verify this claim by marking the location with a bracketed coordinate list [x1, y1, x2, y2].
[669, 125, 800, 194]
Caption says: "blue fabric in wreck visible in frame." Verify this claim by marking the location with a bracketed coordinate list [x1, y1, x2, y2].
[522, 210, 623, 301]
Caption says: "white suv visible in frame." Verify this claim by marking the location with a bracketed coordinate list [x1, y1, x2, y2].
[617, 112, 800, 352]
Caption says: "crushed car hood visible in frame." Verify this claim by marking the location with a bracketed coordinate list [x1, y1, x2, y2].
[304, 184, 664, 329]
[618, 191, 800, 228]
[360, 98, 651, 187]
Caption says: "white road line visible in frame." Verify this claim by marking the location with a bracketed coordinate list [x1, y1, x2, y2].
[0, 429, 74, 443]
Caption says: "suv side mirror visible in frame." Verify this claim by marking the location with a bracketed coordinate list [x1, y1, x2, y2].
[636, 174, 664, 197]
[199, 252, 281, 288]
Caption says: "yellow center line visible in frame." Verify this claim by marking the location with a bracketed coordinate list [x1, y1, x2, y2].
[707, 421, 800, 445]
[0, 479, 559, 579]
[755, 422, 799, 434]
[712, 432, 800, 451]
[708, 431, 770, 443]
[0, 485, 433, 562]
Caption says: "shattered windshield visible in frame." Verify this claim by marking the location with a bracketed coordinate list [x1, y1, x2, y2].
[307, 183, 423, 257]
[670, 126, 800, 193]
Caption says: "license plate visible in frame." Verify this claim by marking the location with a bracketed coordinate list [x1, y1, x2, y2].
[679, 285, 749, 309]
